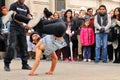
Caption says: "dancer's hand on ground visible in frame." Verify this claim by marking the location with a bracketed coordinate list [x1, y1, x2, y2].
[28, 73, 39, 76]
[45, 71, 53, 75]
[28, 71, 39, 76]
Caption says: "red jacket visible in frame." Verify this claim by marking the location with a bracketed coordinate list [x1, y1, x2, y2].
[80, 27, 95, 46]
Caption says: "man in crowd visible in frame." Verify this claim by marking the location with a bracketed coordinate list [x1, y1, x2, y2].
[4, 0, 31, 71]
[94, 5, 111, 63]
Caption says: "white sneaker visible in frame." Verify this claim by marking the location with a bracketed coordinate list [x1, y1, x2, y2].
[83, 59, 87, 62]
[88, 59, 91, 62]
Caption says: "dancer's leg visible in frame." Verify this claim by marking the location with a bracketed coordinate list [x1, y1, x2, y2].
[29, 18, 66, 37]
[3, 11, 66, 37]
[2, 11, 31, 24]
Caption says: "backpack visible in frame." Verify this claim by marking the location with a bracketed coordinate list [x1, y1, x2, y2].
[0, 17, 6, 41]
[0, 17, 2, 32]
[108, 27, 117, 42]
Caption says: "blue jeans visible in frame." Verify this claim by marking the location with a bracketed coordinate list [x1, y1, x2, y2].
[83, 46, 91, 59]
[95, 33, 108, 62]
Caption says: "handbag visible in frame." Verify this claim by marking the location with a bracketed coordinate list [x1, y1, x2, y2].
[108, 27, 117, 42]
[0, 33, 5, 41]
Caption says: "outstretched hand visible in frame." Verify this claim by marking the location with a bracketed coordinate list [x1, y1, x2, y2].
[45, 71, 53, 75]
[28, 70, 39, 76]
[28, 73, 39, 76]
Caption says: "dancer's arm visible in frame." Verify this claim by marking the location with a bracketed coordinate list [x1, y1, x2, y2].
[45, 52, 58, 75]
[29, 41, 45, 76]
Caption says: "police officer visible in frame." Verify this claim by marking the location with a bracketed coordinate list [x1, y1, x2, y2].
[4, 0, 31, 71]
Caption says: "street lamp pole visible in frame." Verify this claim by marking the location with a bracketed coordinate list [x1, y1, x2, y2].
[98, 0, 102, 6]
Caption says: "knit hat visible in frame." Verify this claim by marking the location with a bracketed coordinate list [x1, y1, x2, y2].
[80, 7, 87, 12]
[60, 9, 66, 13]
[44, 8, 53, 18]
[30, 32, 38, 43]
[1, 6, 7, 11]
[74, 11, 79, 14]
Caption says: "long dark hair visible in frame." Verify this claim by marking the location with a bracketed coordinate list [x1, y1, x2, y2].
[64, 9, 73, 20]
[112, 7, 120, 21]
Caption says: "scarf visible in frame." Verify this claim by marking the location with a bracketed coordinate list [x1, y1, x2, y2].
[97, 12, 108, 26]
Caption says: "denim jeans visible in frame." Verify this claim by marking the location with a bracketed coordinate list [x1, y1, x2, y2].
[83, 46, 91, 59]
[95, 33, 108, 62]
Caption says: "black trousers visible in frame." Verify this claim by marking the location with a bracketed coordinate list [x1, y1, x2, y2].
[114, 37, 120, 62]
[107, 44, 113, 61]
[4, 27, 28, 66]
[13, 14, 66, 37]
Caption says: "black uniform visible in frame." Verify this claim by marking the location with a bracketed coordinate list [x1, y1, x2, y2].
[4, 1, 31, 70]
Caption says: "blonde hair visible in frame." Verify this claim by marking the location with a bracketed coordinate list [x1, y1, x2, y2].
[53, 11, 60, 19]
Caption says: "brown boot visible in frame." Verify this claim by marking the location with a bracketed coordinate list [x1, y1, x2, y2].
[28, 51, 32, 59]
[73, 48, 78, 61]
[78, 54, 83, 61]
[31, 52, 35, 59]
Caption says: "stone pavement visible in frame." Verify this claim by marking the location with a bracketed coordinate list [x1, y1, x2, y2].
[0, 59, 120, 80]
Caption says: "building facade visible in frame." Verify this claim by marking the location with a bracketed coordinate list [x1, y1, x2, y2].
[2, 0, 120, 16]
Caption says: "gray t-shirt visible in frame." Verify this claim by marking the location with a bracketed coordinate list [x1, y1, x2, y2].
[40, 35, 67, 55]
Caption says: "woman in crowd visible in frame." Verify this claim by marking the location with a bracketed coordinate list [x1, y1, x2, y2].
[62, 9, 75, 62]
[107, 10, 114, 62]
[53, 12, 60, 19]
[75, 7, 88, 61]
[111, 7, 120, 63]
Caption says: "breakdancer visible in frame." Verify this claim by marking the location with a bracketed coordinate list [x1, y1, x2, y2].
[28, 31, 67, 76]
[2, 8, 67, 75]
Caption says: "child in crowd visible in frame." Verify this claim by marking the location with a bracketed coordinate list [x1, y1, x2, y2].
[0, 6, 10, 59]
[26, 28, 35, 59]
[80, 19, 94, 62]
[1, 6, 10, 32]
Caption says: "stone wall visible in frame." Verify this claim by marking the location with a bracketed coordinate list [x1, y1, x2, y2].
[5, 0, 120, 16]
[65, 0, 120, 12]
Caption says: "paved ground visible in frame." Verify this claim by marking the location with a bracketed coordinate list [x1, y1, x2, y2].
[0, 59, 120, 80]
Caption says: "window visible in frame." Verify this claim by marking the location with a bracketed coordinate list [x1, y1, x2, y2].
[0, 0, 5, 7]
[0, 0, 5, 17]
[112, 0, 120, 2]
[55, 0, 65, 11]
